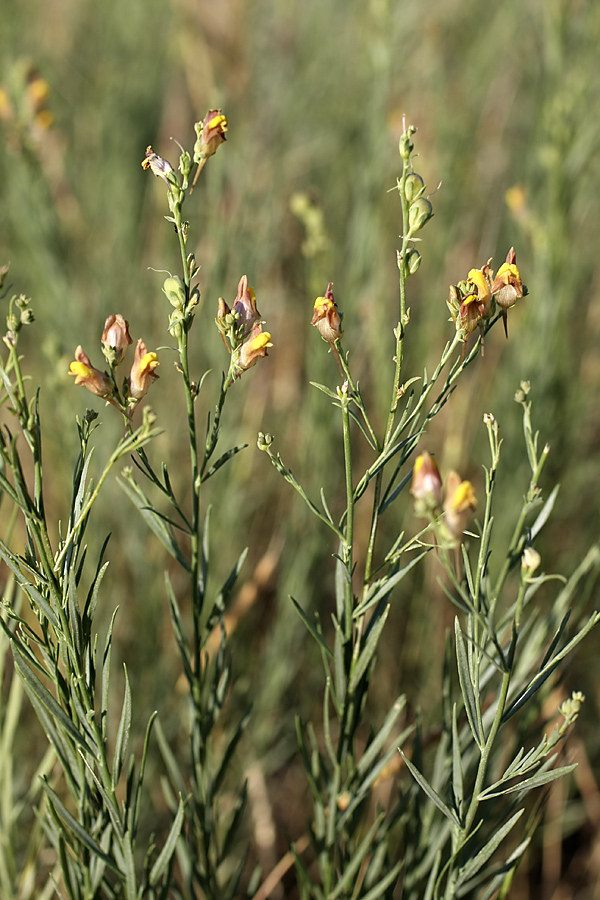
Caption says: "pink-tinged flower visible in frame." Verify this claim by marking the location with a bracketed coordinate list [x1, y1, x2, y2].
[311, 283, 343, 345]
[491, 247, 524, 338]
[141, 146, 176, 183]
[128, 339, 159, 403]
[194, 110, 228, 160]
[69, 347, 114, 398]
[235, 323, 272, 375]
[232, 275, 260, 335]
[101, 314, 132, 366]
[443, 471, 477, 542]
[411, 452, 443, 515]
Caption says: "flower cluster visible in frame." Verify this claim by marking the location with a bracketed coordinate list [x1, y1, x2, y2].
[69, 314, 159, 416]
[447, 248, 526, 355]
[216, 275, 273, 382]
[410, 451, 477, 547]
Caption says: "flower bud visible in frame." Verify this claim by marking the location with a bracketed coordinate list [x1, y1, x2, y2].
[101, 314, 132, 366]
[408, 198, 433, 234]
[404, 173, 425, 203]
[232, 275, 260, 335]
[411, 452, 443, 516]
[257, 432, 274, 451]
[163, 276, 187, 310]
[521, 547, 541, 574]
[399, 125, 416, 160]
[404, 248, 421, 276]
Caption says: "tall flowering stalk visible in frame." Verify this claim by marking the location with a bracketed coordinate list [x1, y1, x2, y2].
[261, 122, 599, 900]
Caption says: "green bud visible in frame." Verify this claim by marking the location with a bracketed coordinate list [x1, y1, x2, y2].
[399, 125, 416, 160]
[163, 276, 187, 310]
[179, 150, 192, 180]
[257, 431, 274, 451]
[20, 308, 35, 325]
[408, 198, 433, 233]
[168, 308, 185, 339]
[404, 173, 425, 203]
[404, 248, 421, 276]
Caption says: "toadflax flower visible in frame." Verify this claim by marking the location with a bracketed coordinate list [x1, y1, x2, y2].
[311, 283, 343, 346]
[128, 339, 159, 404]
[491, 247, 524, 338]
[233, 323, 273, 377]
[411, 452, 443, 517]
[69, 347, 114, 399]
[194, 109, 228, 161]
[443, 471, 477, 543]
[101, 314, 132, 366]
[141, 146, 177, 185]
[232, 275, 261, 335]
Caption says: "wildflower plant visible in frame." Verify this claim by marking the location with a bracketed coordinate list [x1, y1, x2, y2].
[260, 123, 600, 899]
[0, 102, 598, 900]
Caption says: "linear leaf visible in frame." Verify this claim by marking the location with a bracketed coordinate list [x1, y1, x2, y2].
[348, 605, 390, 693]
[290, 596, 334, 658]
[112, 664, 132, 788]
[479, 764, 576, 800]
[13, 647, 97, 757]
[354, 553, 427, 618]
[456, 809, 524, 887]
[399, 750, 458, 825]
[41, 779, 123, 876]
[118, 476, 191, 572]
[454, 618, 483, 749]
[357, 695, 406, 777]
[149, 796, 185, 886]
[361, 860, 403, 900]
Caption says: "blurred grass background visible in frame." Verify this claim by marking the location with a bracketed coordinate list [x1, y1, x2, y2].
[1, 0, 600, 896]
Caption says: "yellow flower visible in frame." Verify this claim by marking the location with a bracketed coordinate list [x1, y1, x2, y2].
[443, 471, 477, 543]
[69, 347, 114, 399]
[235, 324, 273, 375]
[194, 110, 228, 160]
[491, 248, 524, 338]
[128, 339, 159, 404]
[311, 283, 343, 345]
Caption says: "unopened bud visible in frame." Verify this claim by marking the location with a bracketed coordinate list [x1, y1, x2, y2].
[257, 431, 274, 451]
[163, 276, 187, 310]
[404, 248, 421, 276]
[408, 198, 433, 233]
[404, 173, 425, 203]
[521, 547, 541, 574]
[399, 125, 416, 160]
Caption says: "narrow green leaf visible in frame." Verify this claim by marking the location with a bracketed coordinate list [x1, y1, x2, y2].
[354, 553, 428, 618]
[348, 605, 389, 694]
[154, 717, 186, 799]
[451, 703, 464, 815]
[119, 476, 191, 572]
[149, 796, 184, 886]
[529, 485, 559, 540]
[101, 607, 118, 740]
[165, 573, 193, 687]
[13, 647, 97, 757]
[67, 568, 82, 659]
[356, 695, 406, 777]
[201, 443, 248, 482]
[290, 596, 334, 658]
[456, 809, 524, 887]
[41, 779, 123, 876]
[480, 764, 576, 800]
[454, 618, 483, 749]
[503, 611, 600, 722]
[309, 381, 339, 400]
[112, 664, 132, 788]
[361, 860, 403, 900]
[122, 834, 137, 900]
[330, 814, 382, 898]
[214, 708, 251, 794]
[399, 750, 458, 825]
